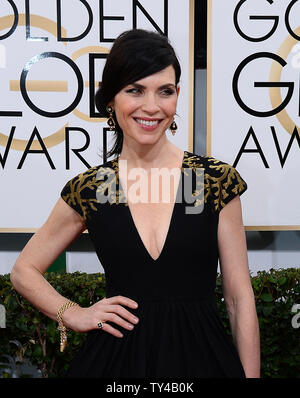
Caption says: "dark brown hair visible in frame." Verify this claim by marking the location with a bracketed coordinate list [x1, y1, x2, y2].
[95, 29, 181, 158]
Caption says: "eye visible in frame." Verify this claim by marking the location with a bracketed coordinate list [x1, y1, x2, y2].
[160, 88, 176, 96]
[125, 87, 142, 95]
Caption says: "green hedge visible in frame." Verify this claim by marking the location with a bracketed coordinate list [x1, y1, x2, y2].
[0, 268, 299, 378]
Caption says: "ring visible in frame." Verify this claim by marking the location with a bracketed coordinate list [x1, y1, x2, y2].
[97, 321, 105, 329]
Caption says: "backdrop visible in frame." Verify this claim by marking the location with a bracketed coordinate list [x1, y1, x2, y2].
[0, 0, 194, 231]
[207, 0, 300, 230]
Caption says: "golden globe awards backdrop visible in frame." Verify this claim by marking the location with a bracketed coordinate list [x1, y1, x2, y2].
[207, 0, 300, 230]
[0, 0, 194, 231]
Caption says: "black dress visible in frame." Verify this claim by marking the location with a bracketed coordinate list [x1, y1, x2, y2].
[60, 150, 248, 378]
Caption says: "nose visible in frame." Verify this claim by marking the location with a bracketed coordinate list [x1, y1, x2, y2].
[141, 93, 160, 114]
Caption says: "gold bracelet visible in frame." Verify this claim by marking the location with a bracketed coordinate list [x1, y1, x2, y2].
[57, 300, 79, 352]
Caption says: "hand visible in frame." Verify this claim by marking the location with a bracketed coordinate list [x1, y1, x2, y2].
[61, 295, 139, 338]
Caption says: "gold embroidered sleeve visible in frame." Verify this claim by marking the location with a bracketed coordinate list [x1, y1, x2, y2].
[60, 166, 101, 220]
[206, 159, 248, 213]
[60, 174, 87, 219]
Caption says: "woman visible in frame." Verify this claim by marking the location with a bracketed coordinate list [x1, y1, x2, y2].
[10, 29, 260, 378]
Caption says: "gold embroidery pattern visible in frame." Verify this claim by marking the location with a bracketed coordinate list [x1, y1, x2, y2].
[61, 166, 100, 220]
[182, 153, 247, 212]
[205, 157, 247, 212]
[61, 151, 247, 219]
[96, 158, 127, 206]
[182, 153, 205, 209]
[61, 158, 127, 220]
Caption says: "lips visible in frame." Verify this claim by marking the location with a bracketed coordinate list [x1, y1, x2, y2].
[136, 119, 159, 126]
[134, 117, 162, 127]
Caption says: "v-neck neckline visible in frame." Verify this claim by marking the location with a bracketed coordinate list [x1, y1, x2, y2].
[115, 150, 187, 262]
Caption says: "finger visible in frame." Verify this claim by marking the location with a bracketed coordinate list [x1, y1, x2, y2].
[104, 312, 136, 331]
[98, 321, 123, 338]
[95, 299, 139, 323]
[107, 304, 139, 325]
[105, 295, 138, 309]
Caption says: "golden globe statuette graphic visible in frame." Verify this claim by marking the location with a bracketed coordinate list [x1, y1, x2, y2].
[0, 12, 110, 232]
[269, 26, 300, 137]
[0, 14, 109, 151]
[207, 0, 300, 230]
[0, 1, 195, 231]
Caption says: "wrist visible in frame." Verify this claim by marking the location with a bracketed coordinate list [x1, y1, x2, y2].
[57, 300, 79, 352]
[61, 303, 82, 327]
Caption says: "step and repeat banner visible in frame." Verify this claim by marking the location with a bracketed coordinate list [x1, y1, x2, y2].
[0, 0, 194, 231]
[208, 0, 300, 230]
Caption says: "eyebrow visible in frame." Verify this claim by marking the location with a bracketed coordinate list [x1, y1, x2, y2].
[129, 83, 176, 90]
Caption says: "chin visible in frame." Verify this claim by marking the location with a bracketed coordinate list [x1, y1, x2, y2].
[138, 134, 164, 144]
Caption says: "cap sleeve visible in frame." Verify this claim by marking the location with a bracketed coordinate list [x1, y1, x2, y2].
[60, 174, 86, 219]
[206, 158, 248, 213]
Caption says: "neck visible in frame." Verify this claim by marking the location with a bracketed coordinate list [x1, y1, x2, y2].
[118, 140, 183, 170]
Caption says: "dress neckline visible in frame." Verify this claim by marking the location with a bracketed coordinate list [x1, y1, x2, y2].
[115, 150, 188, 262]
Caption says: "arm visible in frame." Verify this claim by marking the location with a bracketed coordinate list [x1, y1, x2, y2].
[10, 198, 139, 337]
[218, 195, 260, 378]
[10, 198, 87, 323]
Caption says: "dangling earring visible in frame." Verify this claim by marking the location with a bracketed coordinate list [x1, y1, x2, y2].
[106, 106, 116, 131]
[170, 120, 178, 136]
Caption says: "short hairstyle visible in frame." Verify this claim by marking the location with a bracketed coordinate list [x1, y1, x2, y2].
[95, 29, 181, 158]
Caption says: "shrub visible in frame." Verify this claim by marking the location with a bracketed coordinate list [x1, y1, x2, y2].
[0, 272, 106, 378]
[0, 268, 299, 378]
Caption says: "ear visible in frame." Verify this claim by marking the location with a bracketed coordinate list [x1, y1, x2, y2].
[176, 84, 180, 96]
[107, 100, 115, 110]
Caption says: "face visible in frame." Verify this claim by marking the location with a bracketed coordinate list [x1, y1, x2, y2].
[109, 65, 180, 145]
